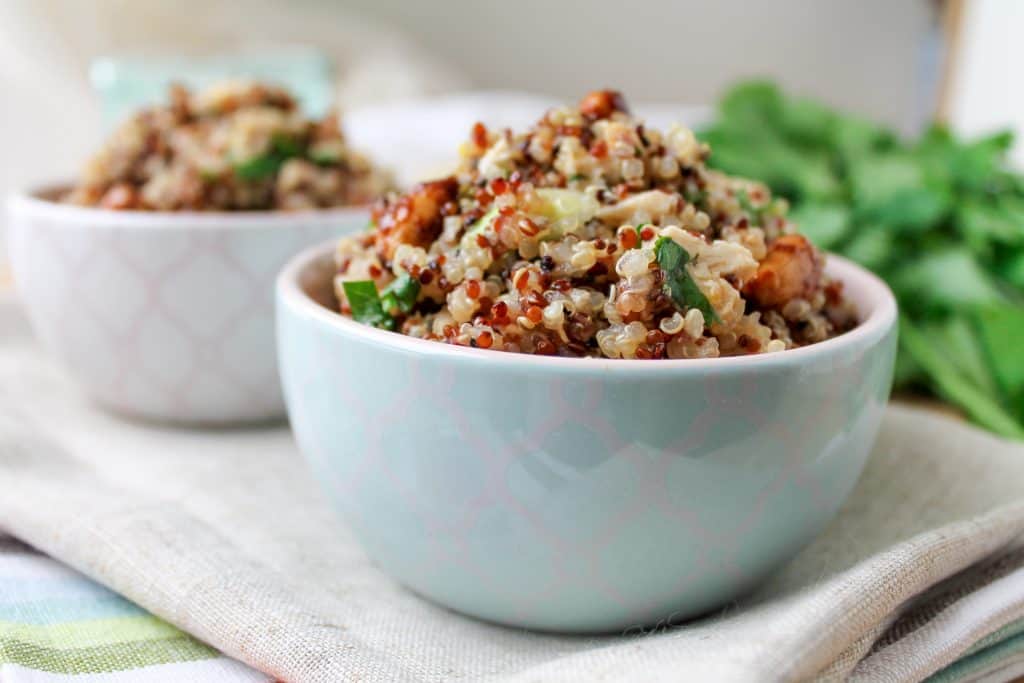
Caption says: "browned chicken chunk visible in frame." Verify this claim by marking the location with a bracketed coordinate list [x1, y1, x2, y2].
[578, 90, 629, 120]
[744, 235, 823, 308]
[372, 177, 459, 261]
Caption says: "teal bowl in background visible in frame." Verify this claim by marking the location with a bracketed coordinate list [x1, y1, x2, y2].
[276, 242, 897, 633]
[90, 50, 334, 129]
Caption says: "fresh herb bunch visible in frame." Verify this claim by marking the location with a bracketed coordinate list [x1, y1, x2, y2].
[702, 81, 1024, 438]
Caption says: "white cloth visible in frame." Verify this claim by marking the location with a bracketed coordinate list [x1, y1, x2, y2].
[2, 294, 1024, 682]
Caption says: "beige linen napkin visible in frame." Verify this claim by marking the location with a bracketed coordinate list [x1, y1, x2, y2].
[2, 294, 1024, 682]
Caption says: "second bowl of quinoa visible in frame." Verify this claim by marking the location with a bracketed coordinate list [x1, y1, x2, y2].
[8, 80, 389, 424]
[64, 80, 390, 211]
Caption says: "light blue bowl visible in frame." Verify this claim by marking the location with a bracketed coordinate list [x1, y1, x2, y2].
[277, 242, 897, 633]
[90, 50, 335, 129]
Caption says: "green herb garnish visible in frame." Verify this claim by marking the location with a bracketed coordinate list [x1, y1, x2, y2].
[233, 133, 304, 181]
[342, 274, 420, 330]
[309, 146, 342, 166]
[233, 154, 281, 181]
[654, 237, 719, 323]
[684, 188, 707, 206]
[342, 280, 395, 330]
[271, 134, 302, 157]
[380, 273, 421, 314]
[310, 152, 339, 166]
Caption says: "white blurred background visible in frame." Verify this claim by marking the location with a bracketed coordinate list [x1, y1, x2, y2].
[0, 0, 1018, 232]
[0, 1, 935, 198]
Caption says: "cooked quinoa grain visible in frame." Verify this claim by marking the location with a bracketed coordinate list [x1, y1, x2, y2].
[64, 81, 391, 211]
[334, 90, 856, 358]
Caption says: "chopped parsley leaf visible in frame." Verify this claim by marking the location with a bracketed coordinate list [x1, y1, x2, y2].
[233, 133, 304, 181]
[233, 154, 282, 181]
[654, 237, 720, 324]
[684, 188, 707, 206]
[342, 280, 395, 330]
[380, 273, 421, 314]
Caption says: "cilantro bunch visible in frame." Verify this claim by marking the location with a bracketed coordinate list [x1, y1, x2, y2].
[702, 81, 1024, 438]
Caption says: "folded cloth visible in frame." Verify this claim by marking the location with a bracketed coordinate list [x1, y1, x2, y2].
[2, 295, 1024, 683]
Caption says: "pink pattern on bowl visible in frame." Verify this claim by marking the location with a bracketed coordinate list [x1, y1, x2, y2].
[7, 186, 367, 424]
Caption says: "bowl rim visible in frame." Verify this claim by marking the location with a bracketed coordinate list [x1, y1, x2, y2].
[277, 240, 898, 372]
[7, 182, 370, 230]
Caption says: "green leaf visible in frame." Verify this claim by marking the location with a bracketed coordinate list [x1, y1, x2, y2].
[841, 228, 893, 272]
[717, 80, 782, 127]
[380, 273, 421, 314]
[892, 250, 1005, 314]
[900, 318, 1024, 439]
[233, 133, 303, 181]
[855, 186, 949, 233]
[776, 96, 835, 147]
[892, 347, 923, 389]
[849, 153, 920, 200]
[654, 237, 720, 323]
[957, 200, 1024, 247]
[954, 131, 1015, 192]
[684, 187, 707, 206]
[833, 115, 894, 164]
[703, 133, 840, 201]
[928, 316, 998, 397]
[271, 133, 303, 157]
[233, 153, 283, 181]
[848, 154, 951, 232]
[310, 149, 342, 166]
[342, 280, 395, 330]
[997, 249, 1024, 289]
[975, 304, 1024, 399]
[788, 203, 851, 250]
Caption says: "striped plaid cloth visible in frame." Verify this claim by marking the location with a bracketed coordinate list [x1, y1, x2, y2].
[0, 537, 268, 682]
[6, 542, 1024, 682]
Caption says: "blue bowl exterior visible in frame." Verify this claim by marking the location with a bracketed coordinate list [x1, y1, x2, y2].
[278, 271, 896, 633]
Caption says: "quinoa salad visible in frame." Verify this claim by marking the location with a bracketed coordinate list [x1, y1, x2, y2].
[64, 81, 391, 211]
[333, 90, 856, 359]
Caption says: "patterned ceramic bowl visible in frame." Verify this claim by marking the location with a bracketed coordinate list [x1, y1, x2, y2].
[277, 241, 897, 633]
[7, 186, 367, 424]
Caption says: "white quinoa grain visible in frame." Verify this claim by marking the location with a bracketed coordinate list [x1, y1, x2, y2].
[333, 89, 855, 358]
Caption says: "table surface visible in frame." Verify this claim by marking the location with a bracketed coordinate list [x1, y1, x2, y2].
[6, 264, 1024, 682]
